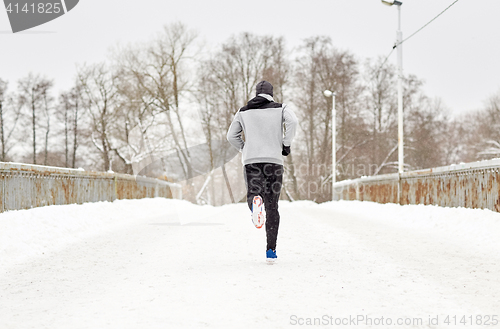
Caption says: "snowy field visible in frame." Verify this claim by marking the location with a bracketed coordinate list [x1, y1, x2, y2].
[1, 198, 500, 329]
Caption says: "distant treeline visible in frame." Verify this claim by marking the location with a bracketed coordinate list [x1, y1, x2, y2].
[0, 22, 498, 203]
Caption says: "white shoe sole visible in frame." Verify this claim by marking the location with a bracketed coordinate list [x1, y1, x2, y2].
[252, 196, 265, 229]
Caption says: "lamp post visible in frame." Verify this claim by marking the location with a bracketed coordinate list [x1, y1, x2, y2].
[324, 90, 336, 200]
[382, 0, 404, 174]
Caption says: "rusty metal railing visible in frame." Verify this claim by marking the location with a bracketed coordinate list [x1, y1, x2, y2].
[0, 162, 182, 213]
[333, 159, 500, 212]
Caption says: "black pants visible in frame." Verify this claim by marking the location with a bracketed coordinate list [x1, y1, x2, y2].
[244, 163, 283, 251]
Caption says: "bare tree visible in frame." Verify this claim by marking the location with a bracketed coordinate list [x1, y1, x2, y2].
[362, 58, 457, 175]
[41, 85, 54, 165]
[199, 33, 284, 133]
[315, 42, 364, 180]
[18, 73, 53, 165]
[292, 37, 363, 201]
[78, 63, 118, 171]
[197, 33, 290, 152]
[58, 86, 82, 168]
[362, 58, 398, 172]
[59, 92, 71, 167]
[110, 64, 160, 174]
[293, 36, 330, 198]
[405, 94, 449, 170]
[0, 79, 22, 162]
[470, 90, 500, 159]
[114, 22, 198, 180]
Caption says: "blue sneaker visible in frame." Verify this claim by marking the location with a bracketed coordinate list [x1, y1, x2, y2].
[266, 249, 277, 264]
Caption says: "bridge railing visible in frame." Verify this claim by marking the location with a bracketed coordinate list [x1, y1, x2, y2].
[333, 159, 500, 212]
[0, 162, 182, 213]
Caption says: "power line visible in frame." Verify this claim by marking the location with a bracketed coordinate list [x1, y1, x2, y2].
[377, 0, 460, 72]
[377, 47, 395, 73]
[394, 0, 460, 49]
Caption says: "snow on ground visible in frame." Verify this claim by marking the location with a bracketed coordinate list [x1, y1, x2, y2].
[1, 199, 500, 329]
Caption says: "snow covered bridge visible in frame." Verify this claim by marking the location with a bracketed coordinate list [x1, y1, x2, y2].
[1, 198, 499, 328]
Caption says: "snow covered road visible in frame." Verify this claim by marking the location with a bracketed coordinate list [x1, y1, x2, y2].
[1, 199, 500, 328]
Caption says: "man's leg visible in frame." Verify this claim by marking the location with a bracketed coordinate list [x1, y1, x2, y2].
[263, 164, 283, 251]
[244, 163, 265, 211]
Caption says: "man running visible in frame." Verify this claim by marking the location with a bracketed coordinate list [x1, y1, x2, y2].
[227, 81, 298, 263]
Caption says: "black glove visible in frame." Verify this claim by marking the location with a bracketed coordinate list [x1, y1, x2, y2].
[282, 144, 291, 156]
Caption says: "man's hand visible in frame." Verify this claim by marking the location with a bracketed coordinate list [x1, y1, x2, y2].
[282, 144, 291, 156]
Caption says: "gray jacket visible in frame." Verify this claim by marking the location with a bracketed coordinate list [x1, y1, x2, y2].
[227, 94, 298, 165]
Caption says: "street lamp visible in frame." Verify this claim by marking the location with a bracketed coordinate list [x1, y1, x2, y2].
[381, 0, 402, 6]
[381, 0, 404, 174]
[324, 90, 336, 200]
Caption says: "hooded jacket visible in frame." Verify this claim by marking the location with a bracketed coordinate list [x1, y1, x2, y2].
[227, 93, 298, 165]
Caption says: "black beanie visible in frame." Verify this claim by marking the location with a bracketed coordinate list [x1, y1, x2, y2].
[256, 81, 273, 97]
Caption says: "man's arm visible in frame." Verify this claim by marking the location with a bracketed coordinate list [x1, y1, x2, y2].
[227, 112, 245, 151]
[283, 105, 298, 147]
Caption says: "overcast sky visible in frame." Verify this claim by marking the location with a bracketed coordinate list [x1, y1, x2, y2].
[1, 0, 499, 116]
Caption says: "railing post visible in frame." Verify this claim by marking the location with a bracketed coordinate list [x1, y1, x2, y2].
[398, 173, 402, 205]
[113, 174, 118, 201]
[1, 173, 4, 213]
